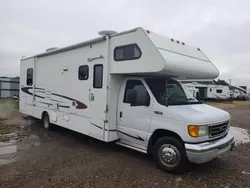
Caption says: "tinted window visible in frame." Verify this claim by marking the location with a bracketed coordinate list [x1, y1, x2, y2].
[27, 68, 33, 86]
[124, 80, 150, 106]
[78, 65, 89, 80]
[216, 89, 222, 93]
[114, 44, 141, 61]
[93, 65, 103, 88]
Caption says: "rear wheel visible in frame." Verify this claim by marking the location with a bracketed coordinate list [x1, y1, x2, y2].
[153, 136, 188, 173]
[43, 113, 52, 130]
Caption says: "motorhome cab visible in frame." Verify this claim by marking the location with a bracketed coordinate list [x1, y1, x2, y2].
[20, 28, 235, 172]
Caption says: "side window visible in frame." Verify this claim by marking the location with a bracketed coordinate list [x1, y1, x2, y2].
[78, 65, 89, 80]
[27, 68, 33, 86]
[216, 89, 222, 93]
[123, 80, 150, 106]
[93, 64, 103, 88]
[114, 44, 141, 61]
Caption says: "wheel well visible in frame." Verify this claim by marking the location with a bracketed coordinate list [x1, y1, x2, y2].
[147, 129, 183, 154]
[41, 111, 48, 120]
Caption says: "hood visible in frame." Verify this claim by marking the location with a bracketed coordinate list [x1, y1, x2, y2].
[164, 104, 230, 124]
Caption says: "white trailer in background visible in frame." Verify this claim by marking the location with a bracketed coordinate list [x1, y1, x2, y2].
[20, 27, 234, 173]
[182, 82, 230, 100]
[182, 84, 199, 98]
[0, 77, 19, 98]
[230, 86, 247, 99]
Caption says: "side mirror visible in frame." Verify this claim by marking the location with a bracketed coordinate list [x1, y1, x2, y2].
[126, 89, 137, 105]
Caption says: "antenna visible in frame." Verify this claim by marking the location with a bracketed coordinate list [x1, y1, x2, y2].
[98, 30, 117, 36]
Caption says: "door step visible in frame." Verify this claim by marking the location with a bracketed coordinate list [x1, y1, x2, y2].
[116, 142, 147, 154]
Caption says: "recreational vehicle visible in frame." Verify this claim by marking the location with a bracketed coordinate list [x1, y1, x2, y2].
[20, 28, 235, 172]
[182, 82, 230, 100]
[182, 84, 199, 98]
[230, 86, 247, 100]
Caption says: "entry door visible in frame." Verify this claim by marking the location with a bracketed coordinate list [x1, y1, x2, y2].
[118, 79, 152, 148]
[20, 58, 34, 115]
[89, 62, 107, 139]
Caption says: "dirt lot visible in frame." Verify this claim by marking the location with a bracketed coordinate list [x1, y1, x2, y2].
[0, 99, 250, 188]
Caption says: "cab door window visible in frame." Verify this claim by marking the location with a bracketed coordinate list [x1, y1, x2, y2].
[123, 80, 150, 106]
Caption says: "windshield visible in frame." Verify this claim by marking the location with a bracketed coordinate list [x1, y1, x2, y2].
[145, 78, 200, 106]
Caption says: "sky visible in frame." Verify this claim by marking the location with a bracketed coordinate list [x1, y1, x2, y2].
[1, 0, 250, 87]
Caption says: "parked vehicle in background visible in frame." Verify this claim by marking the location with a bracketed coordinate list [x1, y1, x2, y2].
[0, 77, 19, 98]
[182, 84, 199, 98]
[230, 86, 248, 100]
[181, 82, 230, 100]
[19, 27, 235, 173]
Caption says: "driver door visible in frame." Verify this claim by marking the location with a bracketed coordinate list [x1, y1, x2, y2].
[117, 79, 152, 148]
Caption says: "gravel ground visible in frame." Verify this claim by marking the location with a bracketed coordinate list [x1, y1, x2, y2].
[0, 99, 250, 188]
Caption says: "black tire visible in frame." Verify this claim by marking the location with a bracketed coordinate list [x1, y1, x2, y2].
[43, 113, 52, 130]
[152, 136, 188, 173]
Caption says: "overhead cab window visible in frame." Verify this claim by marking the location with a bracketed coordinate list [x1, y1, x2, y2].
[114, 44, 141, 61]
[27, 68, 33, 86]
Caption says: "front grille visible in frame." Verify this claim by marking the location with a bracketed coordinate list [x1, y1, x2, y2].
[209, 122, 229, 137]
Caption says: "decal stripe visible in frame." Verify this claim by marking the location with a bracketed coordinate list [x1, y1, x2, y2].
[21, 87, 45, 99]
[118, 130, 144, 141]
[90, 122, 103, 130]
[36, 90, 45, 93]
[90, 122, 116, 132]
[35, 87, 45, 90]
[21, 87, 87, 109]
[37, 101, 52, 106]
[58, 105, 70, 108]
[51, 99, 64, 103]
[52, 93, 87, 109]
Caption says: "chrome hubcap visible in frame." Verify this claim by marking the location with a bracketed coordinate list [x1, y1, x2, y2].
[158, 144, 180, 167]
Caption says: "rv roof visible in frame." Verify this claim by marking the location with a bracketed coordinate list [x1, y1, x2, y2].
[21, 27, 219, 79]
[21, 28, 140, 60]
[21, 27, 203, 61]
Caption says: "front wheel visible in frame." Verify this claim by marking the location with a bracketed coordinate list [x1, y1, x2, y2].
[153, 136, 188, 173]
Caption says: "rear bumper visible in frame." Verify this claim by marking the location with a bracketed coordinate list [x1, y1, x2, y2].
[185, 134, 235, 164]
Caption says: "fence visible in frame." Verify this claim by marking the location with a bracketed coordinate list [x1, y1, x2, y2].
[0, 78, 19, 98]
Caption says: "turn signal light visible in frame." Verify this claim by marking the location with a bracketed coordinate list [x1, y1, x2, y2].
[188, 125, 199, 137]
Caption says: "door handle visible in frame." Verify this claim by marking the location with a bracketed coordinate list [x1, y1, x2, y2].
[91, 93, 95, 101]
[154, 111, 163, 115]
[120, 111, 123, 118]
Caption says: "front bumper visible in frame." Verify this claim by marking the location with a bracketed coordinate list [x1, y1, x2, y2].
[185, 134, 235, 164]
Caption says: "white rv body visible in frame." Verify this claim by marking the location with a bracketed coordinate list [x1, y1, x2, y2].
[20, 28, 234, 172]
[209, 85, 230, 100]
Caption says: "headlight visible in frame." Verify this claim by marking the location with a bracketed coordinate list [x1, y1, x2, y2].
[188, 125, 209, 137]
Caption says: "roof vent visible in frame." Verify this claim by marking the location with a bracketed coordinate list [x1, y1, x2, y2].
[46, 47, 59, 52]
[98, 30, 117, 36]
